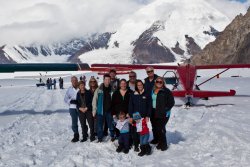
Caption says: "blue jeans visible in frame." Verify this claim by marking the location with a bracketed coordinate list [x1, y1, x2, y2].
[69, 108, 79, 134]
[97, 112, 114, 140]
[140, 134, 149, 145]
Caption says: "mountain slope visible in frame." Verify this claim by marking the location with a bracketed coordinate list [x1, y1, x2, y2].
[0, 0, 233, 64]
[191, 8, 250, 65]
[0, 33, 112, 64]
[78, 0, 230, 64]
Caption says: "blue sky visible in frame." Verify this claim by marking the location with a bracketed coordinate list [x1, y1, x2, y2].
[234, 0, 247, 2]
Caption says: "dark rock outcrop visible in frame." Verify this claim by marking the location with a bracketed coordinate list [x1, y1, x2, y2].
[0, 46, 16, 64]
[67, 32, 112, 63]
[203, 26, 221, 37]
[185, 35, 202, 56]
[191, 8, 250, 65]
[132, 21, 176, 64]
[171, 42, 185, 55]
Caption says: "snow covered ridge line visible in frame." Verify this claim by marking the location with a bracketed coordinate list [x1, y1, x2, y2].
[0, 33, 113, 64]
[0, 0, 241, 64]
[84, 0, 232, 64]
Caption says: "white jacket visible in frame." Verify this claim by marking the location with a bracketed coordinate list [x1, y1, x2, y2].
[64, 86, 78, 109]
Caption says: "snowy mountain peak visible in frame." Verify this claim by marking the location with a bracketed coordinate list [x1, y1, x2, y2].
[0, 0, 235, 64]
[0, 33, 112, 64]
[78, 0, 231, 64]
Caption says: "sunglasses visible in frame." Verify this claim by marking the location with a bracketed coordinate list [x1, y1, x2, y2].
[156, 80, 163, 84]
[90, 81, 96, 83]
[147, 70, 153, 74]
[129, 75, 136, 78]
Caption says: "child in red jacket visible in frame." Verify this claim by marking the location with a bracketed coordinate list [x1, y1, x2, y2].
[133, 112, 151, 156]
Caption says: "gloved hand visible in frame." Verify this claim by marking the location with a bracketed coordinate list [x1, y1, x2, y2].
[70, 100, 77, 104]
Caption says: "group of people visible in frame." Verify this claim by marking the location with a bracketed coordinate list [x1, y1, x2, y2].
[46, 78, 57, 90]
[64, 67, 175, 156]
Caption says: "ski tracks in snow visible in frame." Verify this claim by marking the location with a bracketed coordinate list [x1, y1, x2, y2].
[0, 87, 135, 167]
[0, 85, 250, 166]
[165, 103, 250, 167]
[0, 87, 69, 167]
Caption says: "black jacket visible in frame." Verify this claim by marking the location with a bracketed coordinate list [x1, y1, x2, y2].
[111, 89, 131, 116]
[126, 80, 138, 92]
[144, 74, 158, 94]
[129, 90, 152, 118]
[152, 88, 175, 118]
[103, 85, 112, 112]
[110, 78, 120, 91]
[76, 89, 93, 112]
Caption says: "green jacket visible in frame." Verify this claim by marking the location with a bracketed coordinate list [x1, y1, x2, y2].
[92, 83, 114, 116]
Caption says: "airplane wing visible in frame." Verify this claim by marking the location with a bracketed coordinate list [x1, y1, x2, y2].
[91, 64, 178, 70]
[90, 67, 132, 72]
[196, 64, 250, 69]
[0, 63, 90, 73]
[192, 90, 236, 97]
[173, 90, 236, 98]
[97, 72, 130, 75]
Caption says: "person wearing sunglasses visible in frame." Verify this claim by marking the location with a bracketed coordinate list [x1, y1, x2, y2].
[144, 67, 158, 94]
[89, 77, 98, 94]
[64, 76, 79, 142]
[88, 77, 99, 137]
[127, 71, 137, 92]
[150, 77, 175, 151]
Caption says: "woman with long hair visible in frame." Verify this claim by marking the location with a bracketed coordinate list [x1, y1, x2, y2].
[129, 80, 152, 156]
[88, 77, 99, 136]
[150, 77, 175, 151]
[111, 79, 131, 140]
[89, 76, 98, 94]
[76, 81, 95, 142]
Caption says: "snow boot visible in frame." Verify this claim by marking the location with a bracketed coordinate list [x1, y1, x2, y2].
[71, 133, 79, 143]
[90, 136, 96, 142]
[116, 145, 123, 153]
[123, 149, 129, 154]
[134, 146, 140, 152]
[160, 144, 168, 151]
[138, 145, 146, 156]
[80, 138, 87, 142]
[150, 139, 158, 144]
[156, 144, 161, 150]
[145, 144, 152, 155]
[111, 137, 116, 142]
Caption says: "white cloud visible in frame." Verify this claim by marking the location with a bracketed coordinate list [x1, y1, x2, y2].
[206, 0, 250, 19]
[0, 0, 249, 46]
[0, 0, 150, 45]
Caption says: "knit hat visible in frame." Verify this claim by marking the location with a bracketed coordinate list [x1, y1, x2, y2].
[133, 112, 141, 120]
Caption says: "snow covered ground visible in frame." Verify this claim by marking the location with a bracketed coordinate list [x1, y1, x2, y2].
[0, 72, 250, 167]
